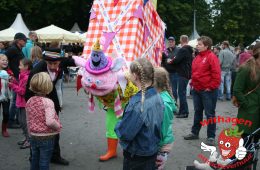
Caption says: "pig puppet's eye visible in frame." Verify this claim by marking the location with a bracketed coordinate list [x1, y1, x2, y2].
[86, 77, 92, 83]
[96, 80, 101, 86]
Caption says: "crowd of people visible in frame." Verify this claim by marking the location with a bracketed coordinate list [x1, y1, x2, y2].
[0, 31, 259, 170]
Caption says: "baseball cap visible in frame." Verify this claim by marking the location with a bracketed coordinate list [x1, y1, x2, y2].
[168, 36, 175, 41]
[14, 33, 27, 41]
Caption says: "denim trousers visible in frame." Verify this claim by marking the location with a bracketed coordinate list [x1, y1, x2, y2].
[123, 151, 157, 170]
[191, 89, 218, 138]
[178, 76, 189, 115]
[30, 137, 54, 170]
[218, 71, 232, 100]
[169, 72, 179, 102]
[9, 91, 18, 125]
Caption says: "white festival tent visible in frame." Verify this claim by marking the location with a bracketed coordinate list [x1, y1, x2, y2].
[74, 32, 87, 42]
[188, 39, 198, 48]
[0, 13, 30, 41]
[36, 25, 82, 43]
[70, 22, 82, 33]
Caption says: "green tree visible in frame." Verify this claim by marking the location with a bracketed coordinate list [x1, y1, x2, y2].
[0, 0, 92, 31]
[211, 0, 260, 46]
[157, 0, 212, 42]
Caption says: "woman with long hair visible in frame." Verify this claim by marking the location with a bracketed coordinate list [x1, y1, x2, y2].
[233, 42, 260, 142]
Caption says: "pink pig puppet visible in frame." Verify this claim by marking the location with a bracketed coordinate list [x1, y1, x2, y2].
[73, 40, 138, 161]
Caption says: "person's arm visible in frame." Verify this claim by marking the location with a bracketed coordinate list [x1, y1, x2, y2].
[218, 50, 224, 66]
[233, 67, 250, 108]
[161, 53, 167, 66]
[172, 48, 186, 64]
[115, 103, 144, 141]
[9, 78, 27, 95]
[44, 99, 61, 130]
[208, 54, 221, 90]
[25, 72, 35, 101]
[5, 47, 16, 61]
[22, 46, 28, 58]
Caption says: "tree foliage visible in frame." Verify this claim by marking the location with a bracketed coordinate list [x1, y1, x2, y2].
[211, 0, 260, 46]
[0, 0, 259, 46]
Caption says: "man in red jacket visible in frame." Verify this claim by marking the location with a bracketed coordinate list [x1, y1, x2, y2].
[184, 36, 221, 146]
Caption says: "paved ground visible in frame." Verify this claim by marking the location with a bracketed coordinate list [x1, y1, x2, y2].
[0, 82, 258, 170]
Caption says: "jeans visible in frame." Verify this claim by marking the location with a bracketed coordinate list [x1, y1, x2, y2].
[218, 71, 231, 100]
[169, 72, 179, 102]
[178, 76, 189, 115]
[123, 151, 157, 170]
[191, 89, 218, 138]
[30, 137, 54, 170]
[9, 91, 18, 125]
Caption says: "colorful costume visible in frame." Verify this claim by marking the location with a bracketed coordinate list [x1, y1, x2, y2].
[73, 40, 138, 161]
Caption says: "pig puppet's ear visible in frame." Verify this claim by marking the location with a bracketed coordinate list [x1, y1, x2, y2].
[72, 56, 87, 68]
[110, 57, 126, 72]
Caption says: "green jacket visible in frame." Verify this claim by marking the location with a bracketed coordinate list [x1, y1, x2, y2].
[159, 91, 177, 147]
[233, 67, 260, 134]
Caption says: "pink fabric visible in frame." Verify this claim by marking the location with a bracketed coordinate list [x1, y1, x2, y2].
[26, 96, 61, 135]
[101, 32, 117, 52]
[114, 93, 123, 117]
[133, 5, 144, 24]
[88, 94, 95, 112]
[9, 70, 30, 108]
[239, 52, 252, 65]
[85, 57, 112, 75]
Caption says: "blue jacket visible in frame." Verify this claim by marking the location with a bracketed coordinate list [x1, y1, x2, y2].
[115, 87, 164, 156]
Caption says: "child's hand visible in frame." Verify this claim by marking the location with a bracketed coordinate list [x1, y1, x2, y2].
[156, 152, 168, 170]
[9, 76, 15, 82]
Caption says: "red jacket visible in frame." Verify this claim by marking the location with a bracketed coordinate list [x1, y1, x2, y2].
[191, 50, 221, 91]
[9, 70, 30, 108]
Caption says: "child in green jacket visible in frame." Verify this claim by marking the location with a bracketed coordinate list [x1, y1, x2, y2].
[154, 67, 177, 170]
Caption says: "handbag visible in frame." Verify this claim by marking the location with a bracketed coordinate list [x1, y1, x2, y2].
[232, 83, 260, 107]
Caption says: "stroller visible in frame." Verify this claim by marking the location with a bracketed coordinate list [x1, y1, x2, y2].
[186, 128, 260, 170]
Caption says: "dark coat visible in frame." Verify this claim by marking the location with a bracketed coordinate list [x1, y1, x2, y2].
[25, 58, 75, 113]
[161, 47, 179, 73]
[172, 45, 193, 79]
[5, 43, 25, 79]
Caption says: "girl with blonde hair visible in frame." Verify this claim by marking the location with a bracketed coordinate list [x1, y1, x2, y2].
[115, 58, 164, 170]
[26, 72, 62, 170]
[30, 46, 42, 67]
